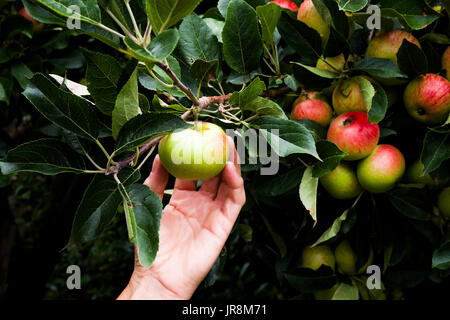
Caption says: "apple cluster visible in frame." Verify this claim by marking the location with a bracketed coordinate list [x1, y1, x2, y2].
[285, 0, 450, 199]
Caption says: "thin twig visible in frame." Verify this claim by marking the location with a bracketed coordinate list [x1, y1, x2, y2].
[105, 8, 137, 43]
[125, 1, 142, 41]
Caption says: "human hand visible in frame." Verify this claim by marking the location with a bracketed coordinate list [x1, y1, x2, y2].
[118, 137, 245, 300]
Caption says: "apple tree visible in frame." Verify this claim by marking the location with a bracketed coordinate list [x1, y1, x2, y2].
[1, 0, 449, 299]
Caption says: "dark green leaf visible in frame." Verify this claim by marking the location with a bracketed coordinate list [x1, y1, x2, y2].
[368, 83, 388, 124]
[245, 97, 287, 119]
[352, 58, 408, 79]
[300, 167, 319, 222]
[397, 39, 428, 76]
[432, 241, 450, 270]
[421, 131, 450, 174]
[389, 188, 433, 221]
[313, 140, 347, 178]
[256, 3, 281, 46]
[285, 269, 338, 293]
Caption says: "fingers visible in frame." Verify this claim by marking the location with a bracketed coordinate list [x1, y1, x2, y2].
[226, 136, 241, 176]
[144, 155, 169, 200]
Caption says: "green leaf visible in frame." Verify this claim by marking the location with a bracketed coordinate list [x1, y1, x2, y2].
[245, 97, 287, 119]
[146, 0, 202, 34]
[124, 29, 180, 65]
[203, 18, 225, 43]
[355, 76, 375, 113]
[34, 0, 101, 25]
[23, 0, 67, 24]
[82, 48, 122, 115]
[278, 13, 323, 65]
[338, 0, 369, 12]
[352, 58, 408, 79]
[229, 77, 266, 107]
[255, 167, 303, 197]
[189, 59, 219, 84]
[312, 140, 348, 178]
[256, 3, 281, 46]
[300, 167, 319, 223]
[70, 168, 141, 243]
[379, 0, 439, 30]
[23, 73, 99, 140]
[389, 188, 433, 221]
[251, 117, 320, 159]
[115, 113, 192, 154]
[284, 270, 338, 293]
[420, 131, 450, 174]
[331, 283, 359, 300]
[0, 139, 86, 175]
[292, 62, 343, 79]
[312, 194, 362, 247]
[222, 0, 263, 74]
[397, 39, 428, 76]
[112, 68, 141, 139]
[178, 13, 220, 65]
[127, 184, 163, 268]
[432, 241, 450, 270]
[368, 83, 388, 124]
[139, 56, 184, 97]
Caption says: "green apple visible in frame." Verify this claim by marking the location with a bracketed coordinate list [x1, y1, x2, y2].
[320, 163, 363, 200]
[357, 145, 406, 194]
[300, 245, 335, 271]
[405, 159, 434, 185]
[403, 74, 450, 125]
[438, 187, 450, 220]
[334, 240, 357, 275]
[332, 77, 369, 114]
[158, 122, 229, 180]
[316, 54, 347, 72]
[297, 0, 329, 46]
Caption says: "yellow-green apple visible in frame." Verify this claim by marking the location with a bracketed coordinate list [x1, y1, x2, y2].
[365, 30, 421, 86]
[334, 240, 357, 275]
[316, 54, 346, 72]
[438, 187, 450, 220]
[19, 7, 44, 31]
[270, 0, 298, 11]
[158, 122, 229, 180]
[357, 145, 406, 194]
[291, 92, 333, 127]
[332, 76, 369, 114]
[403, 74, 450, 125]
[365, 30, 421, 64]
[327, 112, 380, 161]
[297, 0, 329, 46]
[406, 159, 434, 185]
[443, 46, 450, 80]
[319, 162, 363, 199]
[300, 245, 335, 271]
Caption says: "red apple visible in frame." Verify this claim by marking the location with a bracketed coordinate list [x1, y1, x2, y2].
[403, 74, 450, 125]
[158, 122, 229, 180]
[19, 7, 44, 31]
[319, 162, 363, 199]
[327, 112, 380, 161]
[442, 46, 450, 80]
[357, 145, 406, 194]
[291, 92, 333, 127]
[332, 76, 369, 114]
[270, 0, 298, 11]
[297, 0, 329, 46]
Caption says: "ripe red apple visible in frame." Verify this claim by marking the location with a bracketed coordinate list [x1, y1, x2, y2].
[332, 76, 369, 114]
[158, 122, 229, 180]
[297, 0, 329, 46]
[19, 7, 44, 31]
[327, 112, 380, 161]
[291, 92, 333, 127]
[438, 187, 450, 220]
[319, 162, 363, 199]
[316, 53, 346, 72]
[403, 74, 450, 125]
[357, 145, 406, 194]
[300, 245, 335, 271]
[269, 0, 298, 11]
[442, 46, 450, 80]
[365, 30, 421, 64]
[334, 240, 357, 275]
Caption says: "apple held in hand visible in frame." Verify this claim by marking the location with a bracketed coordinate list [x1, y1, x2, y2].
[403, 74, 450, 125]
[357, 145, 406, 194]
[158, 122, 229, 180]
[300, 245, 335, 271]
[297, 0, 329, 46]
[319, 162, 362, 200]
[269, 0, 298, 11]
[291, 92, 333, 127]
[327, 112, 380, 161]
[332, 77, 369, 114]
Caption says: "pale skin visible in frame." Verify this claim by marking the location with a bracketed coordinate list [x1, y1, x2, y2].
[118, 137, 246, 300]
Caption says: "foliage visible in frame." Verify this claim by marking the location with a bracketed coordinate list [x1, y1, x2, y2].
[1, 0, 450, 300]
